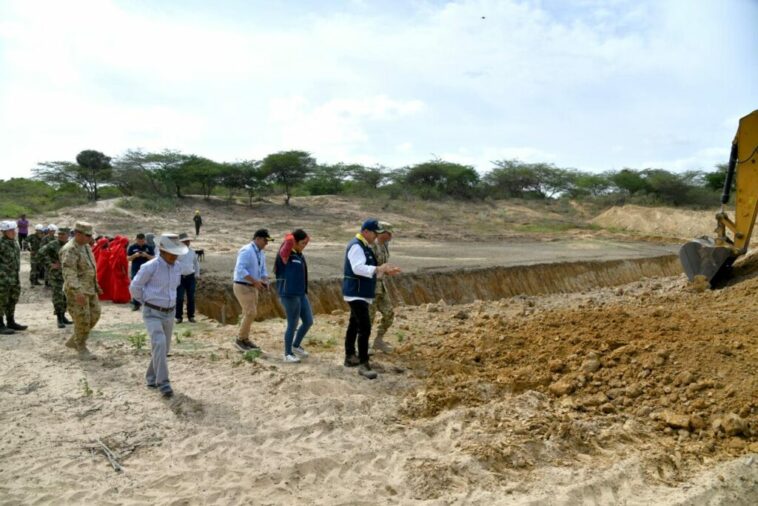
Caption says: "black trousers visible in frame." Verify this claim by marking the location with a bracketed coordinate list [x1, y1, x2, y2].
[176, 274, 196, 319]
[345, 300, 372, 364]
[194, 223, 201, 235]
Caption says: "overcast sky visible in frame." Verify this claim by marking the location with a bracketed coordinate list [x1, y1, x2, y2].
[0, 0, 756, 180]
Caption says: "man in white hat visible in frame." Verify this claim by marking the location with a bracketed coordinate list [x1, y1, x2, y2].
[129, 233, 188, 398]
[0, 220, 27, 334]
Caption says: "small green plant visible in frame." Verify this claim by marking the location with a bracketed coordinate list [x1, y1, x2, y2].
[209, 352, 219, 362]
[127, 331, 147, 351]
[242, 349, 262, 362]
[79, 377, 93, 397]
[182, 329, 192, 338]
[396, 331, 406, 343]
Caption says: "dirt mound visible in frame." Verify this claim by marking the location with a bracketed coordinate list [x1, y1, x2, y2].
[592, 205, 717, 239]
[394, 273, 757, 482]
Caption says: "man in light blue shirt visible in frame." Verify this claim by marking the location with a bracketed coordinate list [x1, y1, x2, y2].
[232, 228, 272, 352]
[130, 233, 187, 398]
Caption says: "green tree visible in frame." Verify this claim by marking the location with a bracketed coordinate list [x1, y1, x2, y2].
[609, 168, 651, 195]
[260, 150, 316, 205]
[304, 163, 350, 195]
[236, 160, 267, 207]
[183, 156, 222, 200]
[111, 149, 168, 196]
[485, 160, 541, 198]
[405, 159, 479, 199]
[703, 163, 731, 193]
[33, 150, 112, 202]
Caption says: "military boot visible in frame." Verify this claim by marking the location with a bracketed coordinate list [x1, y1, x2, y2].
[56, 313, 65, 329]
[61, 313, 73, 325]
[6, 314, 27, 331]
[0, 316, 15, 335]
[372, 336, 394, 354]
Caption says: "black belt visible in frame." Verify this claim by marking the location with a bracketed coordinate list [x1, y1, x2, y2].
[144, 302, 175, 313]
[234, 281, 253, 286]
[181, 273, 195, 278]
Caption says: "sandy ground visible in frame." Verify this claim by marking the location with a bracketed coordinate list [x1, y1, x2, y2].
[1, 197, 755, 504]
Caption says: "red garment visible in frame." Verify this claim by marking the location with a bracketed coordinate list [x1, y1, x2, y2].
[95, 238, 113, 301]
[278, 234, 295, 267]
[109, 236, 132, 303]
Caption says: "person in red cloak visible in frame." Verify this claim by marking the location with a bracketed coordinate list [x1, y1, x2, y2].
[94, 237, 113, 301]
[109, 236, 132, 303]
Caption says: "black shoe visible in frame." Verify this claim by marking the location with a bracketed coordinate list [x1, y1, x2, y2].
[56, 314, 65, 329]
[160, 384, 174, 398]
[344, 354, 360, 367]
[358, 363, 378, 380]
[31, 281, 41, 286]
[188, 317, 196, 323]
[235, 339, 259, 352]
[62, 314, 73, 325]
[146, 383, 157, 389]
[7, 321, 27, 331]
[175, 317, 183, 324]
[131, 304, 140, 312]
[0, 326, 14, 335]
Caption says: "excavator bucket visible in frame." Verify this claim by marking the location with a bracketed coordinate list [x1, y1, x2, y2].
[679, 237, 736, 285]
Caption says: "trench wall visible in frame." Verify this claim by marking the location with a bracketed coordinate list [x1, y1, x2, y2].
[196, 254, 681, 324]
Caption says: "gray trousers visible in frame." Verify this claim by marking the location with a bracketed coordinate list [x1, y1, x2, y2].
[143, 306, 174, 387]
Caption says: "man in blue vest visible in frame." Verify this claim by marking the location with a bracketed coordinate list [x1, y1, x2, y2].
[342, 219, 401, 379]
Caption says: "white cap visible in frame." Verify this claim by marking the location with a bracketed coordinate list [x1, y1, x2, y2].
[158, 233, 189, 256]
[48, 224, 58, 231]
[35, 224, 44, 231]
[0, 221, 17, 231]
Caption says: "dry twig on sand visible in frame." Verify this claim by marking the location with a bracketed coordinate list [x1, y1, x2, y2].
[92, 438, 123, 472]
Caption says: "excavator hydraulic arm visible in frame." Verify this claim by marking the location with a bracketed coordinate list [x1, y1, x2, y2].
[680, 110, 758, 285]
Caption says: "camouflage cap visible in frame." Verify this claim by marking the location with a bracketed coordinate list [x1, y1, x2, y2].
[74, 221, 94, 235]
[377, 221, 394, 234]
[57, 226, 70, 234]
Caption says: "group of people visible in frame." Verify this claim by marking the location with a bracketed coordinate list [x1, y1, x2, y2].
[1, 214, 400, 399]
[231, 219, 400, 380]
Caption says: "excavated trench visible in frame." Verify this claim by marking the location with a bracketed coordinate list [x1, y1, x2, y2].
[196, 254, 682, 324]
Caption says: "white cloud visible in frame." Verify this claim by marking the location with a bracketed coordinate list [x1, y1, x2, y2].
[0, 0, 755, 179]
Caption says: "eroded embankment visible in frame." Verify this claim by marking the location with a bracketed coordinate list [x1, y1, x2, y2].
[196, 254, 681, 324]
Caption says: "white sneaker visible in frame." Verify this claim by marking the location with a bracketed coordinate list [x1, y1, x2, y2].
[283, 353, 301, 363]
[293, 346, 309, 358]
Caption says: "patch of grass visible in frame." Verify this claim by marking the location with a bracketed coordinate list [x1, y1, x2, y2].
[515, 222, 580, 233]
[242, 349, 262, 362]
[209, 352, 219, 362]
[175, 332, 182, 345]
[396, 331, 406, 343]
[127, 331, 147, 351]
[79, 377, 93, 397]
[182, 329, 192, 338]
[117, 196, 179, 213]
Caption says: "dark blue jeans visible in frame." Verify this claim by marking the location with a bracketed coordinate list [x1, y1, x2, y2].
[176, 274, 196, 319]
[280, 294, 313, 355]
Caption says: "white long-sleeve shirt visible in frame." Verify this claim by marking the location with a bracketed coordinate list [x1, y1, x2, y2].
[129, 256, 182, 309]
[177, 247, 200, 277]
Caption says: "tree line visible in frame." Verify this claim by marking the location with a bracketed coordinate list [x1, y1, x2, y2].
[0, 148, 733, 216]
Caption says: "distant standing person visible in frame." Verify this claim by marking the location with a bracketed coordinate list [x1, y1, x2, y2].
[0, 221, 27, 334]
[38, 226, 74, 328]
[60, 222, 102, 356]
[274, 229, 313, 363]
[127, 233, 155, 310]
[232, 228, 272, 352]
[27, 224, 45, 286]
[129, 233, 188, 399]
[370, 221, 396, 353]
[342, 219, 400, 379]
[175, 233, 200, 324]
[17, 214, 29, 250]
[193, 210, 202, 237]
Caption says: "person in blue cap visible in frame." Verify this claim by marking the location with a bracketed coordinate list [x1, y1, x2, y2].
[342, 219, 400, 379]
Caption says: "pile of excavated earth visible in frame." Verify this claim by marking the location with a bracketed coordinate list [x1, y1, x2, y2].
[392, 268, 757, 483]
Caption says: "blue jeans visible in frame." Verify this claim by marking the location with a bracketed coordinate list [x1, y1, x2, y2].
[280, 294, 313, 355]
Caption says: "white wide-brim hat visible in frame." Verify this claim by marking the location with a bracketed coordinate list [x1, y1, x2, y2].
[158, 233, 189, 255]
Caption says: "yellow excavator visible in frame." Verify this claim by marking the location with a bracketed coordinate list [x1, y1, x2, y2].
[680, 110, 758, 286]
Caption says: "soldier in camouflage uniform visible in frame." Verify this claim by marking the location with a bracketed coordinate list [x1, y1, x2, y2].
[369, 221, 396, 353]
[60, 222, 103, 356]
[41, 225, 57, 287]
[38, 227, 74, 328]
[0, 221, 28, 334]
[27, 224, 45, 286]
